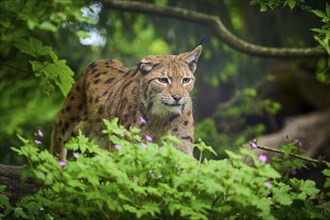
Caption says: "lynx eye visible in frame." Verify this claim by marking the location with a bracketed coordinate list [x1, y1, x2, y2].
[182, 77, 191, 84]
[157, 77, 170, 84]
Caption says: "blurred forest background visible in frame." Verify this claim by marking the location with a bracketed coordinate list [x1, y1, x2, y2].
[0, 0, 329, 165]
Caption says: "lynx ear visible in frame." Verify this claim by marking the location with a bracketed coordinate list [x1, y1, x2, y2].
[181, 45, 202, 72]
[132, 60, 159, 77]
[139, 62, 156, 74]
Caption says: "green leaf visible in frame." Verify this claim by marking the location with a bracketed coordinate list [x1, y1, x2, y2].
[243, 88, 257, 97]
[310, 28, 324, 34]
[0, 185, 12, 215]
[48, 50, 59, 61]
[326, 3, 330, 16]
[323, 168, 330, 177]
[257, 164, 281, 178]
[27, 18, 37, 30]
[29, 60, 43, 74]
[324, 179, 330, 188]
[239, 148, 257, 160]
[29, 58, 74, 96]
[260, 4, 267, 12]
[42, 63, 61, 79]
[287, 0, 296, 10]
[263, 99, 282, 114]
[13, 207, 29, 219]
[13, 39, 38, 57]
[76, 30, 90, 39]
[225, 150, 242, 160]
[14, 38, 51, 57]
[297, 192, 307, 200]
[42, 60, 74, 96]
[204, 145, 217, 156]
[39, 21, 57, 32]
[15, 134, 29, 144]
[311, 9, 326, 18]
[300, 180, 319, 197]
[273, 184, 293, 205]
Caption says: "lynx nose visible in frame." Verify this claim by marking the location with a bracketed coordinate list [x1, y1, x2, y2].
[172, 94, 183, 102]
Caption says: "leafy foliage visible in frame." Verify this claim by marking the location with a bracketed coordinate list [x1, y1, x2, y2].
[1, 0, 92, 96]
[311, 3, 330, 83]
[0, 0, 93, 41]
[311, 3, 330, 55]
[0, 185, 11, 218]
[250, 0, 330, 83]
[1, 119, 329, 219]
[0, 0, 95, 160]
[14, 37, 75, 96]
[270, 140, 307, 176]
[250, 0, 306, 12]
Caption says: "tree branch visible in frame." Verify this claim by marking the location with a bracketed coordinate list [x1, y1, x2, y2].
[252, 110, 330, 165]
[102, 0, 328, 58]
[0, 61, 33, 74]
[255, 145, 328, 165]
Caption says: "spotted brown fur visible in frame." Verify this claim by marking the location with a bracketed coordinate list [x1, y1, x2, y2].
[50, 46, 202, 161]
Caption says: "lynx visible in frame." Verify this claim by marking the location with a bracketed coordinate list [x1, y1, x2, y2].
[50, 45, 202, 161]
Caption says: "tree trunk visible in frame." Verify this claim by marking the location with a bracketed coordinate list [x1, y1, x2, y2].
[0, 164, 37, 204]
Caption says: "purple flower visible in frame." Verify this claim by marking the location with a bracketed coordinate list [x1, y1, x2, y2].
[250, 141, 258, 149]
[258, 154, 267, 163]
[145, 135, 153, 142]
[34, 140, 42, 145]
[291, 168, 297, 176]
[140, 117, 146, 125]
[265, 181, 272, 188]
[59, 161, 67, 167]
[293, 138, 303, 147]
[37, 129, 43, 137]
[284, 132, 289, 139]
[114, 144, 122, 150]
[73, 152, 79, 159]
[140, 142, 147, 148]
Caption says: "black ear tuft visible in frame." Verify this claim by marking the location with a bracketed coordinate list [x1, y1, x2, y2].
[132, 62, 159, 76]
[131, 62, 142, 77]
[197, 35, 207, 46]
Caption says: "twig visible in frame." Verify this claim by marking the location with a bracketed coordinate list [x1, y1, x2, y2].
[216, 90, 241, 110]
[256, 144, 328, 165]
[0, 61, 32, 73]
[212, 77, 266, 117]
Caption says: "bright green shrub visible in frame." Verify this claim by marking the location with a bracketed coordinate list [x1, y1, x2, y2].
[1, 118, 329, 219]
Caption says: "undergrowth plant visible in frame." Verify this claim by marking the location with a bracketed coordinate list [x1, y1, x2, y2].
[1, 118, 329, 219]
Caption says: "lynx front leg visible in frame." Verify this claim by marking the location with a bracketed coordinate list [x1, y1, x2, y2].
[50, 127, 67, 161]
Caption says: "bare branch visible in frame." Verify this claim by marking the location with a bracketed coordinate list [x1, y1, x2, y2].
[255, 144, 328, 165]
[0, 61, 33, 73]
[102, 0, 328, 58]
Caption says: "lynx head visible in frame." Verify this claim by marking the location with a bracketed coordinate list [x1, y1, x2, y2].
[138, 45, 202, 117]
